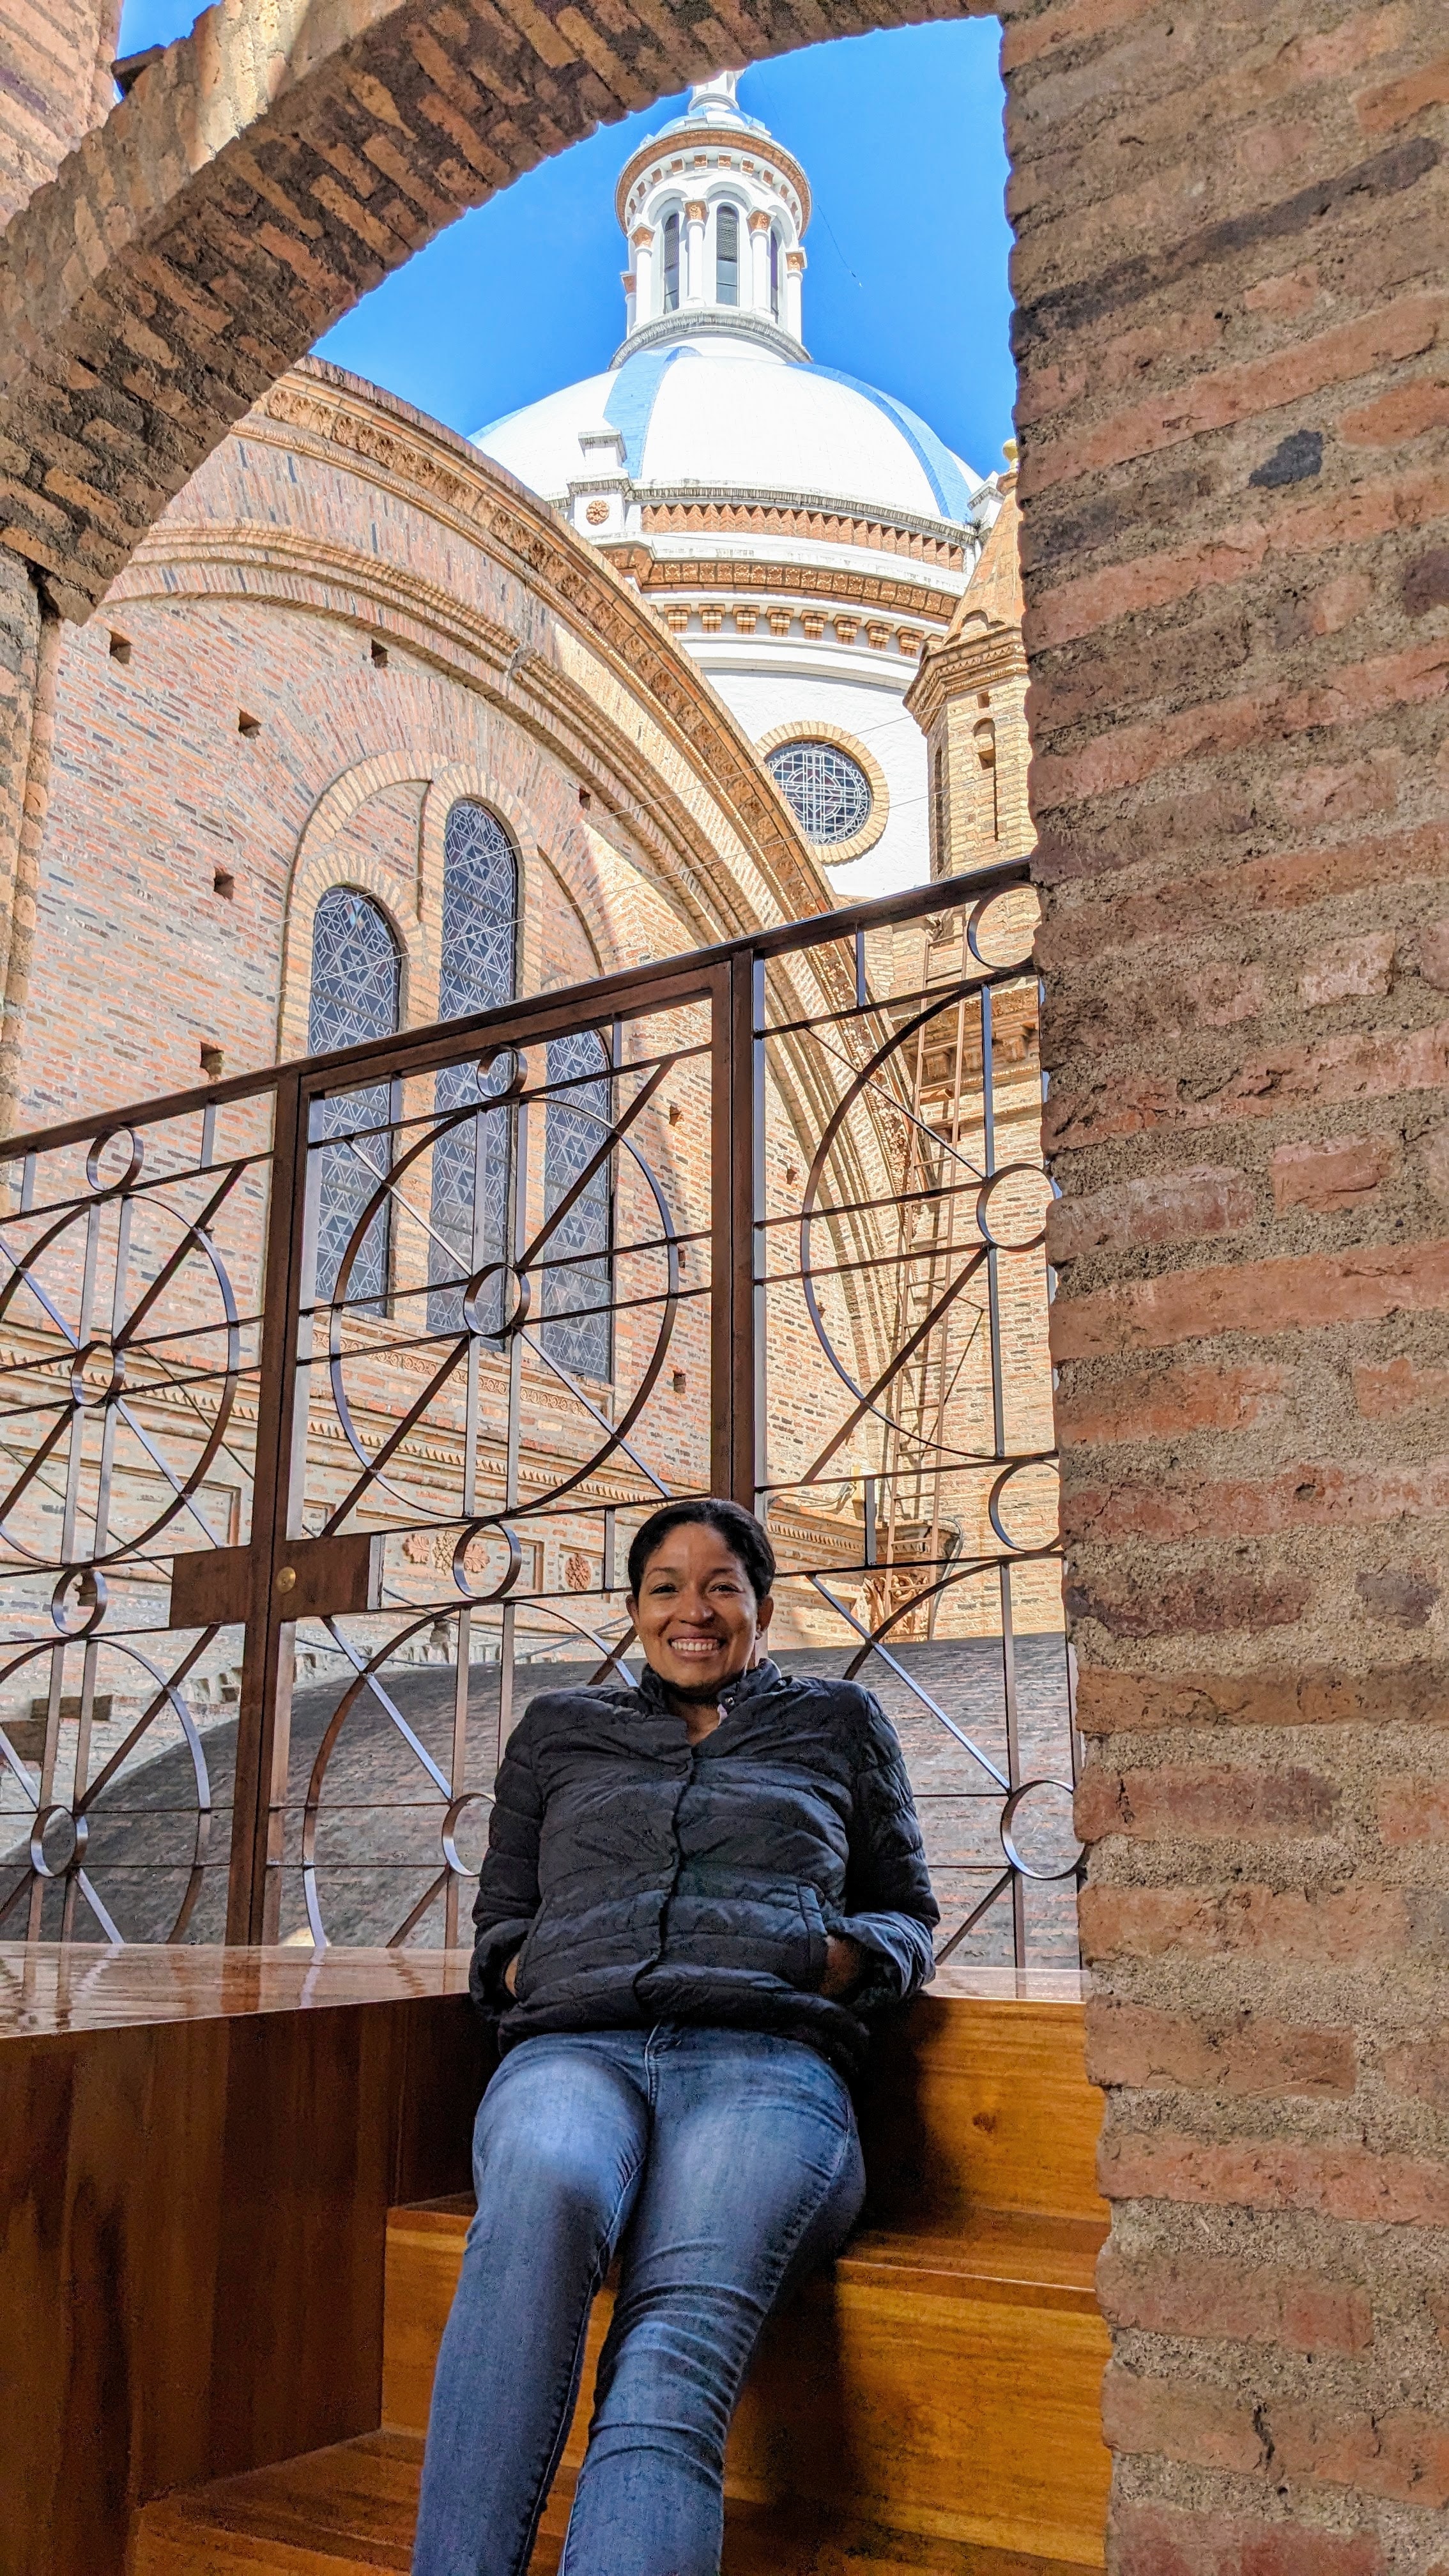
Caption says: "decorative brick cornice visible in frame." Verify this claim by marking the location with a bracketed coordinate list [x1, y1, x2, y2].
[904, 617, 1029, 732]
[610, 547, 960, 625]
[634, 491, 970, 559]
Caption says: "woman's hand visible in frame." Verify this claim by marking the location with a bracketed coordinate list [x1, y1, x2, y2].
[503, 1952, 520, 1998]
[820, 1933, 865, 2000]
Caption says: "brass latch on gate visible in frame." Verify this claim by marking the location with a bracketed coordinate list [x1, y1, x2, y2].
[169, 1529, 385, 1628]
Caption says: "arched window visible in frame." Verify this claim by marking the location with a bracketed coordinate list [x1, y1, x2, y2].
[715, 204, 740, 307]
[429, 801, 519, 1332]
[542, 1029, 612, 1383]
[661, 211, 680, 314]
[769, 228, 780, 321]
[308, 887, 401, 1312]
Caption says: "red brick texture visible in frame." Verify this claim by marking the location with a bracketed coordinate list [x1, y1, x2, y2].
[0, 0, 1443, 2569]
[1009, 0, 1449, 2568]
[0, 0, 122, 229]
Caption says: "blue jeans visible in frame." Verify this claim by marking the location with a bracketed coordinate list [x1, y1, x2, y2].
[411, 2023, 865, 2576]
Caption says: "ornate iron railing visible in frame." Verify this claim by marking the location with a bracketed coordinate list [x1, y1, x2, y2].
[0, 863, 1077, 1963]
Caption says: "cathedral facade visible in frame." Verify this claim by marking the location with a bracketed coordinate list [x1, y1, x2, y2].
[6, 73, 1025, 1142]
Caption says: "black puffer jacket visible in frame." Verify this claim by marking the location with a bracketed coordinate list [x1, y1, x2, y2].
[471, 1657, 939, 2080]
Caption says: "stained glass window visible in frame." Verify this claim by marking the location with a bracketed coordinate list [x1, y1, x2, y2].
[662, 211, 680, 314]
[308, 887, 401, 1312]
[716, 204, 739, 307]
[428, 802, 519, 1333]
[765, 740, 873, 847]
[542, 1029, 612, 1383]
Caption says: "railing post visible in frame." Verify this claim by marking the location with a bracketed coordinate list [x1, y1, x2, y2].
[711, 951, 763, 1509]
[226, 1069, 307, 1945]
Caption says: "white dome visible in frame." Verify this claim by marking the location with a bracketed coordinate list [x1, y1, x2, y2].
[474, 338, 981, 529]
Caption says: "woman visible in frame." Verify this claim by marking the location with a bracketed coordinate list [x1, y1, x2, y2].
[413, 1496, 938, 2576]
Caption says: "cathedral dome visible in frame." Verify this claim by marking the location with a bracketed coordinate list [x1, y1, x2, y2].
[469, 72, 996, 900]
[475, 339, 980, 530]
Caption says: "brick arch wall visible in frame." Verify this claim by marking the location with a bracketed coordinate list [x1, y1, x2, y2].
[0, 0, 951, 624]
[0, 0, 121, 231]
[2, 2, 1448, 2569]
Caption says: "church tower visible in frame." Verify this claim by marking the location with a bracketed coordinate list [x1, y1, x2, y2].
[903, 457, 1032, 877]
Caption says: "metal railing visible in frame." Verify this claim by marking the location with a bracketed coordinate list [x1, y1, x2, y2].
[0, 863, 1077, 1963]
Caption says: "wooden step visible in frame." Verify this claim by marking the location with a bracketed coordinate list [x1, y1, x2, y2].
[859, 1982, 1108, 2233]
[381, 2205, 1108, 2432]
[133, 2430, 1094, 2576]
[133, 1993, 1110, 2573]
[382, 1979, 1108, 2433]
[729, 2219, 1109, 2565]
[380, 2203, 1109, 2565]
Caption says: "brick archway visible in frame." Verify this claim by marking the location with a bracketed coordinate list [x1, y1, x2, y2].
[3, 4, 1448, 2568]
[0, 0, 947, 623]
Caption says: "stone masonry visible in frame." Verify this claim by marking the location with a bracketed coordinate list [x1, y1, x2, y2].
[0, 0, 1446, 2568]
[0, 0, 119, 229]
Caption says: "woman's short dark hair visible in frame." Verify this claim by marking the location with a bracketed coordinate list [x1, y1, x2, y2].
[626, 1498, 775, 1605]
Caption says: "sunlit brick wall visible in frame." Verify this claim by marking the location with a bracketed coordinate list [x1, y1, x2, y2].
[0, 0, 121, 228]
[1011, 0, 1449, 2567]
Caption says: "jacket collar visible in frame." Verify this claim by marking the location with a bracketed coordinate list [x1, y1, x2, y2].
[636, 1655, 782, 1720]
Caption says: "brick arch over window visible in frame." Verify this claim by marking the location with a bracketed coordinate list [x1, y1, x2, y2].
[279, 755, 427, 1058]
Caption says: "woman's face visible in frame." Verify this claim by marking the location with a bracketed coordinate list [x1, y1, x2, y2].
[628, 1522, 773, 1699]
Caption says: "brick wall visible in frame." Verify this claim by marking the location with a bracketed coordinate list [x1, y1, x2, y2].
[1011, 0, 1449, 2567]
[0, 0, 121, 227]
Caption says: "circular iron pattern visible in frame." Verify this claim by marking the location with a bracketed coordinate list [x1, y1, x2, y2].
[29, 1803, 87, 1878]
[0, 1632, 215, 1942]
[0, 1142, 243, 1568]
[50, 1567, 108, 1637]
[85, 1126, 145, 1193]
[450, 1521, 523, 1604]
[999, 1778, 1081, 1883]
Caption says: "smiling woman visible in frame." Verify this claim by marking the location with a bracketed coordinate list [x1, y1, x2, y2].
[419, 1491, 938, 2576]
[626, 1496, 776, 1715]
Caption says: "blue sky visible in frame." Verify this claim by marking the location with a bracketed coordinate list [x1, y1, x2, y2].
[116, 6, 1014, 474]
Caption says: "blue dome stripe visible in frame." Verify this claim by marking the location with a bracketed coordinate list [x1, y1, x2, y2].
[604, 347, 687, 479]
[796, 364, 977, 523]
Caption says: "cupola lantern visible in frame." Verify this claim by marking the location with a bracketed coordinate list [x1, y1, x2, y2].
[612, 72, 810, 362]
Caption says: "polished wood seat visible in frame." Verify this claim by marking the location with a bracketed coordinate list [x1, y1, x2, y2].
[136, 2435, 1085, 2575]
[132, 1981, 1111, 2575]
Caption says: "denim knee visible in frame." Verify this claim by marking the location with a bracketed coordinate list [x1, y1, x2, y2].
[470, 2047, 645, 2251]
